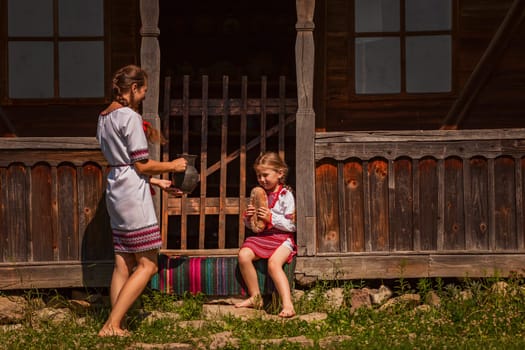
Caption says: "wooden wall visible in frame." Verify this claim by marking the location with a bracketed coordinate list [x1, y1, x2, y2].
[315, 0, 525, 131]
[296, 129, 525, 280]
[0, 138, 113, 289]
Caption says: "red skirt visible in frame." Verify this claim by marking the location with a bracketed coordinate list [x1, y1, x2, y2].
[241, 229, 296, 264]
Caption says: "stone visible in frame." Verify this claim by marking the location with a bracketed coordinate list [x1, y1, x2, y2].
[0, 296, 27, 324]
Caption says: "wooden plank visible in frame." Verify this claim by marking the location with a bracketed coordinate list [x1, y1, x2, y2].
[418, 158, 439, 251]
[278, 76, 286, 158]
[30, 164, 54, 261]
[0, 261, 114, 290]
[437, 159, 445, 251]
[5, 164, 29, 262]
[488, 158, 496, 250]
[0, 167, 6, 261]
[315, 161, 340, 253]
[199, 76, 209, 249]
[412, 159, 421, 251]
[0, 137, 101, 149]
[315, 139, 525, 161]
[295, 254, 525, 280]
[260, 76, 267, 152]
[167, 197, 247, 216]
[368, 159, 389, 251]
[362, 160, 372, 252]
[518, 158, 525, 250]
[468, 157, 489, 250]
[391, 158, 413, 251]
[161, 76, 171, 249]
[169, 98, 298, 116]
[343, 160, 365, 252]
[238, 76, 248, 247]
[337, 162, 346, 252]
[316, 129, 525, 142]
[180, 76, 190, 250]
[295, 255, 430, 280]
[494, 157, 517, 249]
[443, 157, 465, 249]
[57, 164, 79, 260]
[0, 150, 107, 167]
[218, 76, 229, 249]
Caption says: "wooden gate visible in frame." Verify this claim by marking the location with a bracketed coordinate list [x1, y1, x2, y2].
[160, 75, 297, 255]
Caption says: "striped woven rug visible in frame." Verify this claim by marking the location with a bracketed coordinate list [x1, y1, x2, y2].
[151, 254, 296, 296]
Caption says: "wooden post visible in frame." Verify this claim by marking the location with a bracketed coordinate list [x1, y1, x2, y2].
[295, 0, 316, 256]
[139, 0, 161, 216]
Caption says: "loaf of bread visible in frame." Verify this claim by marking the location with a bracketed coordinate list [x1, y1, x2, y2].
[249, 186, 267, 233]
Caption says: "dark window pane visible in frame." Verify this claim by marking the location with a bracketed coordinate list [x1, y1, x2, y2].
[406, 35, 451, 93]
[355, 37, 400, 94]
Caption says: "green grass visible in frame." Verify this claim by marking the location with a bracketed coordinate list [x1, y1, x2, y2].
[1, 276, 525, 349]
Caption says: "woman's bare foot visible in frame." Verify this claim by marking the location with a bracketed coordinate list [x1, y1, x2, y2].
[98, 325, 131, 337]
[235, 295, 263, 309]
[278, 307, 296, 318]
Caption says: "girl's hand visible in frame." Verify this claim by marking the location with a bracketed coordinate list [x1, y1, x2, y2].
[244, 204, 256, 218]
[257, 207, 272, 223]
[171, 157, 188, 173]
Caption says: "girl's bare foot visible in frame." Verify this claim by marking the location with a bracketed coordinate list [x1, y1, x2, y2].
[278, 307, 296, 318]
[235, 295, 263, 309]
[98, 325, 131, 337]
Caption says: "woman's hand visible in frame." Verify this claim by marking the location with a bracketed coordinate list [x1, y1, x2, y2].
[150, 178, 184, 196]
[171, 157, 188, 173]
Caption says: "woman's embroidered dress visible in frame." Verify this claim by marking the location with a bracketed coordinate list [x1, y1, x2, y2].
[96, 107, 161, 253]
[241, 185, 297, 263]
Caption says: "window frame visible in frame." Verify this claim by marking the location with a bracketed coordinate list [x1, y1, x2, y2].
[350, 0, 459, 101]
[0, 0, 111, 106]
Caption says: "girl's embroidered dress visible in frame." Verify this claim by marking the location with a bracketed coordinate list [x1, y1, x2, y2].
[96, 107, 162, 253]
[241, 185, 297, 263]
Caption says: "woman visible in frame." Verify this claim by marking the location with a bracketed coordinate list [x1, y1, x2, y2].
[96, 64, 186, 336]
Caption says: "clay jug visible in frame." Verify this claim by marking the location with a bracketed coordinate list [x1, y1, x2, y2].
[172, 154, 200, 194]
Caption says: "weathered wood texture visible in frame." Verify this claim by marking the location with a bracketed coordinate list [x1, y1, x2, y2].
[317, 0, 525, 131]
[315, 130, 525, 263]
[0, 138, 113, 289]
[162, 75, 297, 252]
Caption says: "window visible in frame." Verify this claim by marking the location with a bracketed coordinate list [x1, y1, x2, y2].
[354, 0, 452, 95]
[5, 0, 105, 101]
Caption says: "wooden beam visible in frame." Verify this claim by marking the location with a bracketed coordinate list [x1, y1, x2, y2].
[441, 0, 525, 130]
[140, 0, 162, 216]
[295, 0, 317, 256]
[295, 254, 525, 282]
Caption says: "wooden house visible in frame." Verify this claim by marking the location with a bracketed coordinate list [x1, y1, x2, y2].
[1, 0, 525, 291]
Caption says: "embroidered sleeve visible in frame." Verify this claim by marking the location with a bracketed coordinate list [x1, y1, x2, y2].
[269, 190, 296, 232]
[123, 109, 149, 163]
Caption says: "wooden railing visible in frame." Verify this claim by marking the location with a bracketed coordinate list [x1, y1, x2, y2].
[0, 138, 113, 289]
[161, 75, 297, 253]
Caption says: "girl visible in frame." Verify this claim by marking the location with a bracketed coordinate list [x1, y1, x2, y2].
[96, 65, 187, 336]
[235, 151, 297, 318]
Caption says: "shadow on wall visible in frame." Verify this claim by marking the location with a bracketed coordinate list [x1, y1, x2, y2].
[81, 193, 114, 288]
